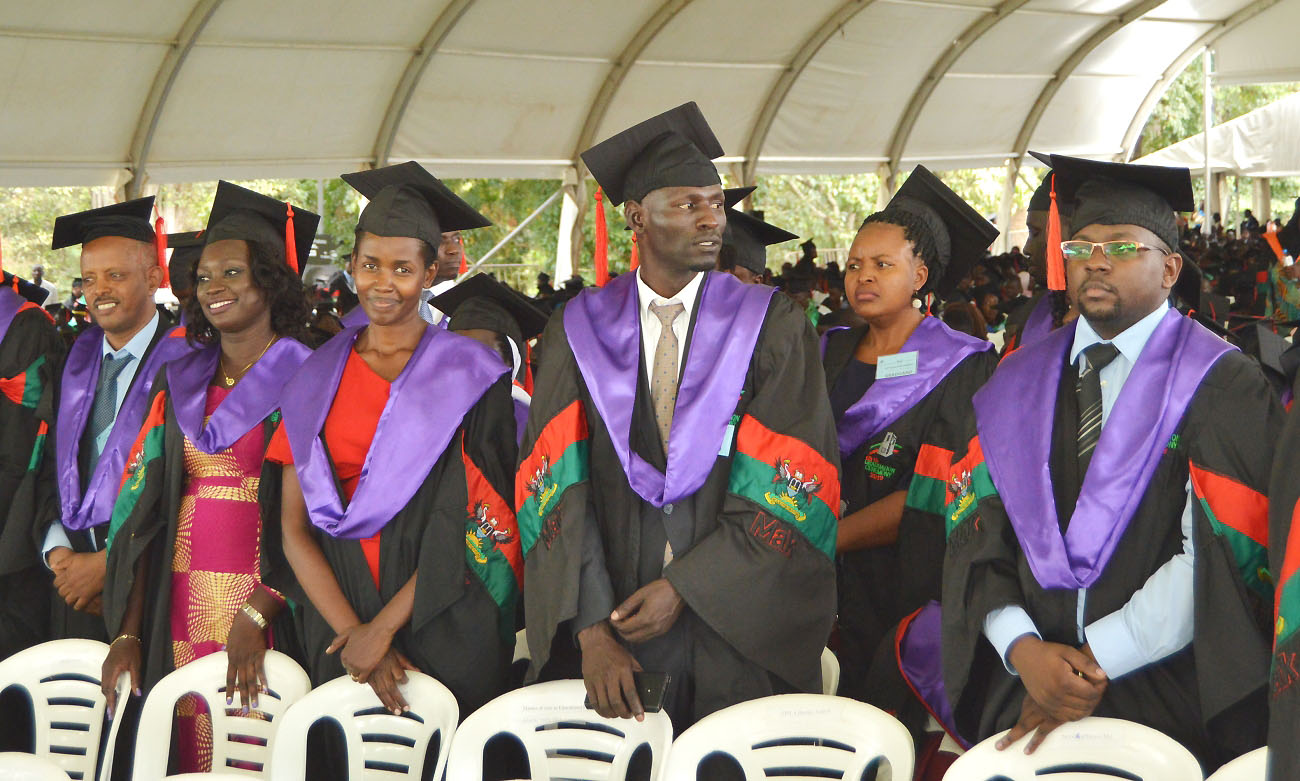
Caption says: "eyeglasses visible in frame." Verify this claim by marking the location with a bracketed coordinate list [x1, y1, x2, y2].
[1060, 240, 1169, 263]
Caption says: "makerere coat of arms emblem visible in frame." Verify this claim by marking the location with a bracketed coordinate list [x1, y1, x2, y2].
[764, 459, 822, 522]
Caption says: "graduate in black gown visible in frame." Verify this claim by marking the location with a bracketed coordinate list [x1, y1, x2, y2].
[520, 103, 839, 742]
[1000, 162, 1075, 355]
[0, 272, 64, 659]
[942, 154, 1278, 772]
[716, 203, 797, 285]
[821, 167, 999, 744]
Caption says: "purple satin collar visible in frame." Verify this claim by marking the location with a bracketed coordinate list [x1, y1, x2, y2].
[282, 323, 506, 539]
[56, 325, 195, 531]
[898, 601, 965, 747]
[0, 287, 25, 343]
[1020, 294, 1055, 348]
[341, 306, 450, 331]
[973, 309, 1232, 589]
[168, 339, 312, 454]
[565, 272, 774, 507]
[837, 317, 992, 457]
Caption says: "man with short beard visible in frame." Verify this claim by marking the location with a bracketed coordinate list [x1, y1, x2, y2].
[942, 155, 1276, 772]
[31, 198, 192, 642]
[520, 103, 839, 738]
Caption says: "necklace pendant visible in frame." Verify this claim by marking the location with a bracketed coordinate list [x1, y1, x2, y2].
[223, 375, 235, 387]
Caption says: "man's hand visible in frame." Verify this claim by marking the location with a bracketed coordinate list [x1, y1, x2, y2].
[1007, 635, 1107, 724]
[53, 550, 106, 611]
[997, 694, 1064, 753]
[609, 578, 683, 644]
[578, 621, 644, 721]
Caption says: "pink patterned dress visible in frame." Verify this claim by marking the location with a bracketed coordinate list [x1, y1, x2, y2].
[171, 384, 276, 772]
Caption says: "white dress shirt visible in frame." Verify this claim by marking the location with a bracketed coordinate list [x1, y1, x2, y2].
[43, 311, 163, 559]
[984, 301, 1197, 679]
[635, 269, 702, 382]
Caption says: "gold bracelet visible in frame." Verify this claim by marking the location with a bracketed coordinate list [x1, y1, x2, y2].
[241, 603, 269, 630]
[111, 633, 141, 647]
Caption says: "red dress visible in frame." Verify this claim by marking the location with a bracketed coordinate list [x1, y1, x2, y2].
[266, 348, 389, 588]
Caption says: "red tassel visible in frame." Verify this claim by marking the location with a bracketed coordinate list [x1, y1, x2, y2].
[630, 231, 639, 271]
[457, 233, 469, 275]
[284, 203, 298, 274]
[1046, 174, 1066, 292]
[523, 341, 534, 395]
[593, 188, 609, 286]
[155, 216, 170, 288]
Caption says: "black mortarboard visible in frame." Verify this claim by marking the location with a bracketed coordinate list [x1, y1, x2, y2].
[1039, 153, 1193, 252]
[725, 187, 755, 209]
[343, 161, 491, 250]
[433, 273, 548, 351]
[167, 231, 204, 292]
[879, 164, 999, 297]
[204, 181, 320, 272]
[1027, 169, 1075, 216]
[2, 271, 50, 306]
[51, 197, 156, 249]
[581, 102, 723, 206]
[1279, 199, 1300, 256]
[723, 210, 798, 275]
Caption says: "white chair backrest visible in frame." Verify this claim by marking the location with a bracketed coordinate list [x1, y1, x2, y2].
[132, 650, 310, 781]
[0, 639, 115, 781]
[663, 694, 914, 780]
[513, 629, 530, 665]
[0, 751, 75, 781]
[1206, 746, 1267, 781]
[444, 679, 674, 781]
[821, 647, 840, 696]
[269, 671, 458, 781]
[943, 717, 1204, 781]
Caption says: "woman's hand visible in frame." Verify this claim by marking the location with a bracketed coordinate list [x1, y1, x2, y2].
[365, 649, 418, 715]
[101, 636, 142, 719]
[328, 621, 396, 684]
[225, 610, 269, 713]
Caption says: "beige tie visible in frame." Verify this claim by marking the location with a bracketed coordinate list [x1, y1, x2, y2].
[649, 301, 685, 448]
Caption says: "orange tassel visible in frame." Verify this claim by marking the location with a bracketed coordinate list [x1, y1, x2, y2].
[1046, 174, 1066, 292]
[457, 233, 469, 275]
[630, 231, 639, 271]
[284, 203, 298, 273]
[523, 341, 534, 395]
[593, 188, 609, 286]
[155, 216, 170, 288]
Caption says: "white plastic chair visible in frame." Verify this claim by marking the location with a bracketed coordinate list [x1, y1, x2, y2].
[0, 638, 121, 781]
[663, 693, 914, 780]
[132, 650, 310, 780]
[513, 629, 530, 666]
[942, 716, 1203, 780]
[444, 679, 673, 781]
[821, 647, 840, 696]
[269, 671, 458, 780]
[0, 751, 72, 780]
[1206, 747, 1267, 781]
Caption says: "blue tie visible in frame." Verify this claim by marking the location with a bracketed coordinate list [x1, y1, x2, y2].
[85, 353, 135, 473]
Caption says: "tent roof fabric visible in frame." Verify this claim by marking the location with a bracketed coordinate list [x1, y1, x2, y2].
[0, 0, 1295, 189]
[1134, 92, 1300, 177]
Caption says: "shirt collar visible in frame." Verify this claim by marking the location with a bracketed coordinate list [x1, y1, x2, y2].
[103, 309, 161, 360]
[1070, 300, 1170, 366]
[635, 268, 703, 325]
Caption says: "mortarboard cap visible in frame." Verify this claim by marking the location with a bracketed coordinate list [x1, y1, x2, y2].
[879, 165, 999, 297]
[2, 271, 50, 306]
[343, 161, 491, 251]
[204, 181, 320, 273]
[581, 102, 723, 206]
[723, 209, 798, 275]
[52, 197, 156, 250]
[166, 231, 204, 292]
[1038, 153, 1193, 253]
[433, 273, 548, 351]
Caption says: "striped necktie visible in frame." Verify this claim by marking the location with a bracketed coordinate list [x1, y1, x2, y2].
[85, 352, 135, 473]
[1076, 342, 1120, 476]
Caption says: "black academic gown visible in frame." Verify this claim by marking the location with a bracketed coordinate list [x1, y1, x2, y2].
[296, 377, 518, 717]
[943, 350, 1278, 771]
[523, 293, 840, 728]
[999, 291, 1046, 356]
[1266, 386, 1300, 779]
[29, 314, 176, 643]
[822, 325, 996, 707]
[0, 306, 65, 659]
[101, 364, 304, 692]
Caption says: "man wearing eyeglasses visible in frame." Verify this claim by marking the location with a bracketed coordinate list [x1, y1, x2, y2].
[939, 153, 1278, 772]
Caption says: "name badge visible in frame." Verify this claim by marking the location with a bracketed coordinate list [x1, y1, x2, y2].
[877, 351, 919, 379]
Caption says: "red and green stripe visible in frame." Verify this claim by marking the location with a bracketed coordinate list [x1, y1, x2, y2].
[0, 354, 47, 410]
[25, 420, 48, 473]
[106, 391, 168, 551]
[728, 414, 839, 559]
[461, 436, 523, 644]
[944, 436, 998, 538]
[1189, 462, 1271, 601]
[906, 443, 954, 517]
[516, 400, 590, 555]
[1276, 498, 1300, 646]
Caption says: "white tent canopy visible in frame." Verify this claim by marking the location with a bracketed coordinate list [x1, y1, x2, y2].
[1133, 92, 1300, 176]
[0, 0, 1297, 191]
